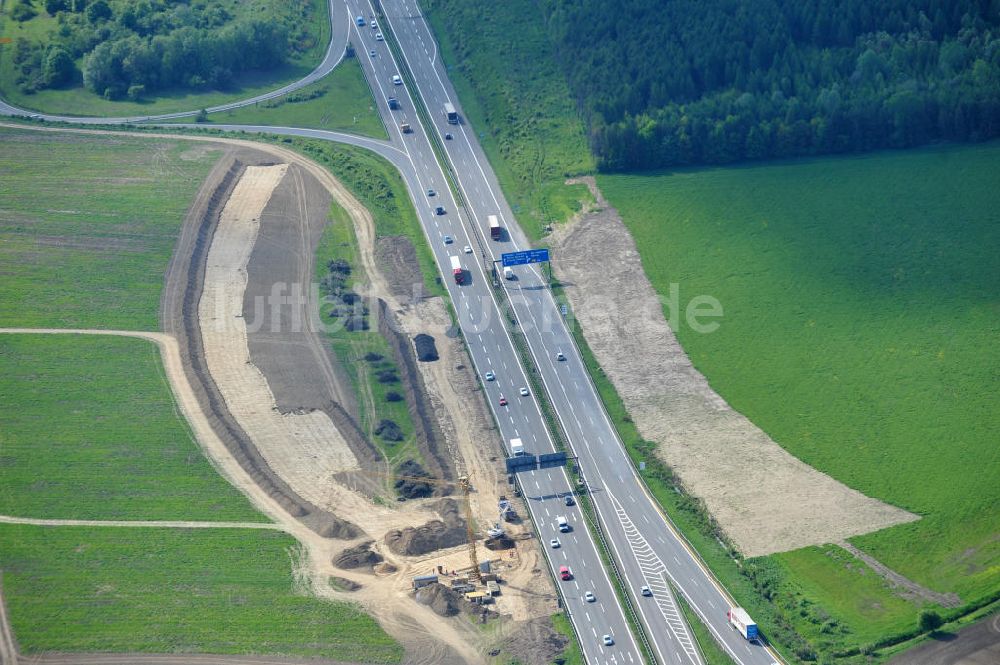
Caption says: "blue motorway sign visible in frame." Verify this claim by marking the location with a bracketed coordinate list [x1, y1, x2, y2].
[501, 248, 550, 267]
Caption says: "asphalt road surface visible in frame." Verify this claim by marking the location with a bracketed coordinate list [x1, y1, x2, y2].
[0, 2, 784, 663]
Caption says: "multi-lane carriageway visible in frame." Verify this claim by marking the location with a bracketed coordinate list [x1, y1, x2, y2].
[0, 0, 784, 662]
[348, 1, 782, 664]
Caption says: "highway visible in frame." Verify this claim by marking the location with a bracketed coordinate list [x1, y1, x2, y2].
[351, 1, 782, 664]
[0, 2, 782, 663]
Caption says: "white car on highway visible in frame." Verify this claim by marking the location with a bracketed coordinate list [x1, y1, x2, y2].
[519, 386, 529, 396]
[391, 74, 401, 85]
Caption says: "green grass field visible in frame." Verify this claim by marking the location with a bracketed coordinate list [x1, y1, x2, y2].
[423, 0, 594, 240]
[0, 334, 265, 521]
[315, 205, 422, 468]
[598, 142, 1000, 652]
[0, 524, 402, 662]
[294, 138, 445, 299]
[0, 126, 221, 329]
[0, 0, 330, 117]
[161, 57, 386, 139]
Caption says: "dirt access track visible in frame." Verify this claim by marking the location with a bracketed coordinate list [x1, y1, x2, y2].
[551, 177, 918, 557]
[0, 125, 558, 664]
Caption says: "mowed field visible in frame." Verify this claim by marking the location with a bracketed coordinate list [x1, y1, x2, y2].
[599, 142, 1000, 634]
[0, 127, 401, 660]
[0, 524, 402, 662]
[0, 125, 221, 329]
[0, 334, 264, 521]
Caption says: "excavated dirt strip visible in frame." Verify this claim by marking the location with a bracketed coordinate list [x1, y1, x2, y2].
[197, 165, 363, 510]
[551, 178, 918, 557]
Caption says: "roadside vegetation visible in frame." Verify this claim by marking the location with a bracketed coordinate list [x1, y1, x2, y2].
[0, 524, 402, 662]
[0, 0, 329, 116]
[294, 138, 446, 299]
[160, 57, 387, 140]
[675, 591, 736, 665]
[597, 141, 1000, 659]
[548, 613, 584, 665]
[0, 334, 264, 521]
[0, 125, 221, 329]
[315, 203, 422, 468]
[423, 0, 594, 240]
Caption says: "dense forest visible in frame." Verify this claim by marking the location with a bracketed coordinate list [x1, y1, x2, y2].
[4, 0, 321, 100]
[538, 0, 1000, 169]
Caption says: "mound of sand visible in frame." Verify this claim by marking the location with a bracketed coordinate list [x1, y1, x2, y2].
[385, 499, 467, 556]
[333, 541, 384, 570]
[414, 582, 463, 617]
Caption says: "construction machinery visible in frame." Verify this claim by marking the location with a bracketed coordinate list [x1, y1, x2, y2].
[361, 470, 482, 583]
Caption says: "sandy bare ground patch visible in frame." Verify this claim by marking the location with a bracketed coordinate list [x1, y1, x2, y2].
[198, 164, 365, 511]
[551, 177, 917, 557]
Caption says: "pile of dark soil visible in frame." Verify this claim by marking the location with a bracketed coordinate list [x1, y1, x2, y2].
[414, 582, 463, 617]
[413, 333, 439, 361]
[384, 498, 467, 556]
[395, 459, 435, 499]
[333, 540, 384, 570]
[484, 535, 515, 550]
[329, 576, 362, 591]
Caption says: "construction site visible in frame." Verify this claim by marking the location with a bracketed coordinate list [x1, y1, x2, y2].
[157, 140, 566, 664]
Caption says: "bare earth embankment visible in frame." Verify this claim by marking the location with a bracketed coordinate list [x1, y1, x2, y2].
[551, 177, 917, 557]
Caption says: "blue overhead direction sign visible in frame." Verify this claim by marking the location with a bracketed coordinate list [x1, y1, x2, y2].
[501, 248, 550, 267]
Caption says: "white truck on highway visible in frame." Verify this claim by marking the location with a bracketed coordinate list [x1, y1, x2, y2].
[727, 607, 758, 641]
[509, 438, 525, 456]
[449, 255, 464, 284]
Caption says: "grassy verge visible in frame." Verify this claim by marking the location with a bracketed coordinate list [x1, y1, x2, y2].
[0, 125, 222, 329]
[675, 590, 736, 665]
[422, 0, 594, 240]
[549, 613, 584, 665]
[159, 57, 387, 139]
[0, 0, 330, 117]
[0, 334, 264, 522]
[293, 138, 446, 299]
[0, 524, 402, 662]
[314, 203, 422, 467]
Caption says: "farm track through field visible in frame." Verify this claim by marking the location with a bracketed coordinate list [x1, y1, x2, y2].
[0, 576, 17, 665]
[837, 541, 961, 608]
[0, 515, 282, 530]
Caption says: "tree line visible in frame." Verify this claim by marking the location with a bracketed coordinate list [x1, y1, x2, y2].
[537, 0, 1000, 169]
[5, 0, 319, 100]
